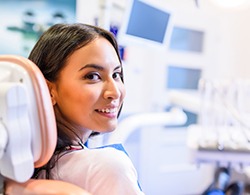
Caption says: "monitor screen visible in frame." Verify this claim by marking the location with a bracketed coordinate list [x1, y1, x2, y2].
[117, 0, 172, 46]
[169, 26, 204, 52]
[167, 65, 202, 89]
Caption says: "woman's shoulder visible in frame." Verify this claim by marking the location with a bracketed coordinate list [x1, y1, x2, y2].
[58, 145, 134, 171]
[94, 146, 135, 171]
[57, 146, 138, 182]
[55, 146, 143, 194]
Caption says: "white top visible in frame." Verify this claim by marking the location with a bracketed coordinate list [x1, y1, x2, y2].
[38, 146, 144, 195]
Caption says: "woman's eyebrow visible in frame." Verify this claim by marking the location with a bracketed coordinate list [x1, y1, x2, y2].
[114, 65, 122, 71]
[79, 64, 104, 71]
[79, 64, 122, 72]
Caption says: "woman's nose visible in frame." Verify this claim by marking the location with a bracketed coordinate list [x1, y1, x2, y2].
[103, 79, 122, 100]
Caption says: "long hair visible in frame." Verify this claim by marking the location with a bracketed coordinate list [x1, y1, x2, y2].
[29, 23, 124, 179]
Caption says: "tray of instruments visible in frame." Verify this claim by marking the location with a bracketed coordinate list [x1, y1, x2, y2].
[187, 125, 250, 165]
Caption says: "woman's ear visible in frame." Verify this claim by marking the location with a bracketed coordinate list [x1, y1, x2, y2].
[46, 80, 57, 106]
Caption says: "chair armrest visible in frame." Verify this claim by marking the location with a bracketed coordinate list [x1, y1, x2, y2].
[5, 179, 91, 195]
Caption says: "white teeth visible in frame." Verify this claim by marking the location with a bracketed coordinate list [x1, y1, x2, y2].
[99, 108, 117, 113]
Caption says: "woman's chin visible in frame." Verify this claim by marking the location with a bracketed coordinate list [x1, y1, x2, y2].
[94, 125, 117, 133]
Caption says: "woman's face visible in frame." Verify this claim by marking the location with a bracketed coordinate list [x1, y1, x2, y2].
[50, 37, 125, 137]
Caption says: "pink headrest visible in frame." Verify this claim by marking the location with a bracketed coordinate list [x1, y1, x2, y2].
[0, 55, 57, 168]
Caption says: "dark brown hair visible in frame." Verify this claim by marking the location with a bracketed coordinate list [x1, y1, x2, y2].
[29, 23, 124, 179]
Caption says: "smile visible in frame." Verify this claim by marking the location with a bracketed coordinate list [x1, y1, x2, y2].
[97, 108, 118, 113]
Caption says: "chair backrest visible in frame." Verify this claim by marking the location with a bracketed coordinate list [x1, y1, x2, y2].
[0, 55, 91, 195]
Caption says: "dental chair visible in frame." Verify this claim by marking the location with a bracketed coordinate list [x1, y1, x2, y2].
[0, 55, 90, 195]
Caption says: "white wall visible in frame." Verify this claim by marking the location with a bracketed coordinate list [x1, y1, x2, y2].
[219, 10, 250, 78]
[76, 0, 250, 76]
[201, 1, 250, 79]
[76, 0, 250, 113]
[162, 1, 250, 80]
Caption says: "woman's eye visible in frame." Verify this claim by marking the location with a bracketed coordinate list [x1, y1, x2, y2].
[113, 72, 122, 80]
[85, 73, 101, 81]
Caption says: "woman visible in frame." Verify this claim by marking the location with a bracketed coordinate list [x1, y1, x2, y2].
[29, 23, 144, 195]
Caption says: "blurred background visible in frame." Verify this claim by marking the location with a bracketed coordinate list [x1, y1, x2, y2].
[2, 0, 250, 194]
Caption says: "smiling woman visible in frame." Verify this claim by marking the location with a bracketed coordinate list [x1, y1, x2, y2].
[28, 23, 144, 195]
[49, 37, 125, 136]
